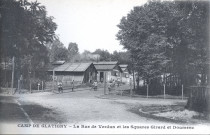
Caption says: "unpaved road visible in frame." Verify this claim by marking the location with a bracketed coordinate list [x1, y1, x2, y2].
[8, 88, 187, 124]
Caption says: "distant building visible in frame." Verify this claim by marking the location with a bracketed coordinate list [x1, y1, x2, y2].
[93, 61, 122, 82]
[48, 62, 97, 83]
[52, 60, 65, 65]
[119, 64, 130, 84]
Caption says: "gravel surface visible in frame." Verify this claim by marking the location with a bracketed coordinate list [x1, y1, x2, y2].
[15, 88, 163, 124]
[14, 87, 207, 125]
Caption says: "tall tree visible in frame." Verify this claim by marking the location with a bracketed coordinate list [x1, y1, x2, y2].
[111, 51, 131, 64]
[48, 38, 69, 62]
[67, 42, 79, 61]
[117, 1, 172, 83]
[0, 0, 57, 83]
[0, 0, 57, 58]
[117, 0, 209, 87]
[171, 1, 210, 85]
[93, 49, 111, 61]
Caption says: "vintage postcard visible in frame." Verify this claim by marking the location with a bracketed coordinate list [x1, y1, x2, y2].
[0, 0, 209, 134]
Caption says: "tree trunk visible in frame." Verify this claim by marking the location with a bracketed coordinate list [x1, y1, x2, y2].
[136, 72, 140, 90]
[186, 86, 210, 119]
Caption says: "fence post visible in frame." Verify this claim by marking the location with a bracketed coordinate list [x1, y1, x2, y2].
[38, 83, 40, 91]
[53, 70, 55, 92]
[11, 56, 15, 89]
[42, 81, 44, 91]
[182, 84, 184, 100]
[121, 86, 123, 96]
[104, 72, 106, 95]
[147, 84, 149, 98]
[30, 79, 31, 93]
[18, 80, 20, 92]
[164, 84, 166, 99]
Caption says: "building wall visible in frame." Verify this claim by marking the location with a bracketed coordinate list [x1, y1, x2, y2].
[49, 70, 97, 83]
[53, 72, 84, 82]
[83, 64, 97, 83]
[96, 70, 121, 83]
[121, 72, 130, 84]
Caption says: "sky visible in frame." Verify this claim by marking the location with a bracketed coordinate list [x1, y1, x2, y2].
[37, 0, 148, 53]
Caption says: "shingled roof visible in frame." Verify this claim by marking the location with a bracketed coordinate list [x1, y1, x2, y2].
[49, 62, 93, 72]
[93, 61, 118, 65]
[94, 64, 116, 71]
[93, 61, 122, 72]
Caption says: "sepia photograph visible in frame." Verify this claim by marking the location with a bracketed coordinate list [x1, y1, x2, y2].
[0, 0, 210, 134]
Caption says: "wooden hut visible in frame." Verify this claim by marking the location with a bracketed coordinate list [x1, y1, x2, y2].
[93, 61, 122, 82]
[119, 64, 130, 84]
[48, 62, 97, 83]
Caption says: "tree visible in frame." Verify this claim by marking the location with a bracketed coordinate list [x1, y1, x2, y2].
[117, 1, 172, 86]
[117, 0, 209, 87]
[0, 0, 57, 58]
[0, 0, 57, 85]
[78, 50, 100, 62]
[48, 38, 69, 62]
[67, 42, 79, 61]
[171, 1, 210, 86]
[93, 49, 111, 61]
[111, 51, 131, 65]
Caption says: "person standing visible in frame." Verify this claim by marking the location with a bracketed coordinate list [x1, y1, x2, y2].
[19, 75, 23, 94]
[57, 81, 63, 93]
[71, 80, 74, 92]
[93, 80, 98, 91]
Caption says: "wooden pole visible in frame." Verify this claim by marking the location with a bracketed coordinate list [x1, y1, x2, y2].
[132, 70, 135, 91]
[11, 56, 15, 89]
[147, 84, 149, 98]
[38, 83, 40, 91]
[104, 72, 106, 95]
[164, 84, 166, 99]
[130, 87, 132, 97]
[29, 78, 31, 93]
[130, 79, 132, 97]
[121, 86, 122, 96]
[182, 84, 184, 100]
[18, 80, 20, 91]
[53, 70, 55, 92]
[42, 81, 44, 91]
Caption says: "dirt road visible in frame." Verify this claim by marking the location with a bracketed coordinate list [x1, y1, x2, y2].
[13, 88, 187, 124]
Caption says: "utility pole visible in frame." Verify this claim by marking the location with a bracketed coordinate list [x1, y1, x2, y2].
[53, 69, 55, 92]
[11, 56, 15, 89]
[104, 72, 106, 95]
[147, 84, 149, 98]
[164, 84, 166, 99]
[42, 81, 44, 91]
[29, 72, 31, 93]
[182, 84, 184, 100]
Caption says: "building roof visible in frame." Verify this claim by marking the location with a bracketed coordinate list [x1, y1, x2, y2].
[49, 62, 93, 72]
[93, 61, 118, 65]
[52, 60, 65, 65]
[94, 64, 116, 71]
[119, 64, 128, 68]
[93, 61, 123, 72]
[119, 64, 128, 72]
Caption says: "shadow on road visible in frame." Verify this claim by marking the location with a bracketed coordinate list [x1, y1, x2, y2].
[0, 96, 28, 123]
[21, 104, 66, 123]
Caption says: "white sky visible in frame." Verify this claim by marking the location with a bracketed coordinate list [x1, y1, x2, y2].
[38, 0, 148, 53]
